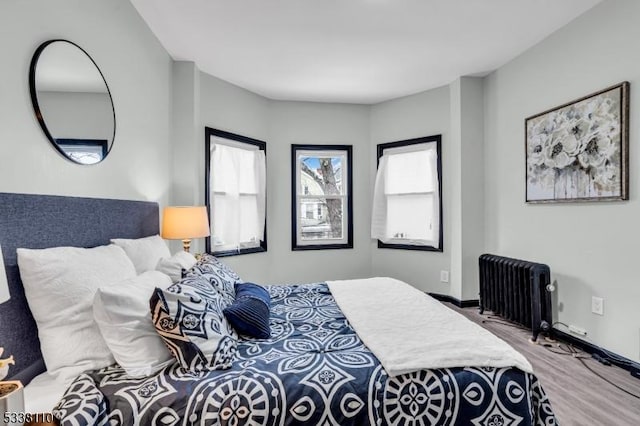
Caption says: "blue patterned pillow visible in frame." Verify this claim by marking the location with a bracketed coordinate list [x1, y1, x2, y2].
[185, 254, 240, 304]
[223, 283, 271, 339]
[150, 274, 237, 371]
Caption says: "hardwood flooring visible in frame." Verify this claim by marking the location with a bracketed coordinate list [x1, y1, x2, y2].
[448, 304, 640, 426]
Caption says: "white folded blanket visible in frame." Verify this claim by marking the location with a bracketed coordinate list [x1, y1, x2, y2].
[327, 277, 533, 377]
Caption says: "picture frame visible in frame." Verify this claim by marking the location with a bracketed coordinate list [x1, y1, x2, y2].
[525, 82, 629, 203]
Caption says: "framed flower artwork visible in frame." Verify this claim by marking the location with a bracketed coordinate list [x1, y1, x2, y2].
[525, 82, 629, 203]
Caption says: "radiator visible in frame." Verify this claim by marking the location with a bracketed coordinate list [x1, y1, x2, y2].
[478, 254, 552, 342]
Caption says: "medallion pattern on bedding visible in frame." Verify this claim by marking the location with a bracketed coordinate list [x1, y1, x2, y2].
[55, 283, 556, 425]
[150, 274, 237, 372]
[185, 253, 240, 304]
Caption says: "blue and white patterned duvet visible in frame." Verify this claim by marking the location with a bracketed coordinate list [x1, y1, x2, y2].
[54, 283, 556, 425]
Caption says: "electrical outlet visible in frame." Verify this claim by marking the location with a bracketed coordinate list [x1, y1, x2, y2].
[591, 296, 604, 316]
[568, 325, 587, 336]
[440, 270, 449, 283]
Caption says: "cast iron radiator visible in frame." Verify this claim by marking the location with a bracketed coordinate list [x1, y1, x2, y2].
[479, 254, 552, 342]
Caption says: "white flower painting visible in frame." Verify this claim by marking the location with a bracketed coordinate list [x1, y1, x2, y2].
[526, 83, 629, 202]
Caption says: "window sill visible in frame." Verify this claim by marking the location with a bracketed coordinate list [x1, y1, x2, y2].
[212, 244, 267, 257]
[292, 242, 353, 251]
[377, 240, 442, 252]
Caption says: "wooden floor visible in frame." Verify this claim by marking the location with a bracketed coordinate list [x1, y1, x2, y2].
[448, 304, 640, 426]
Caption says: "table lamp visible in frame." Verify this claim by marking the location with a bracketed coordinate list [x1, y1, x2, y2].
[161, 206, 210, 252]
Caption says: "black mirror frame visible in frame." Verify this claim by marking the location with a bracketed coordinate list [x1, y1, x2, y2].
[29, 39, 116, 165]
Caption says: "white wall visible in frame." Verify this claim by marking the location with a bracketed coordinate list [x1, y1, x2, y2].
[171, 62, 202, 207]
[263, 101, 371, 284]
[188, 71, 467, 294]
[182, 68, 462, 292]
[369, 86, 452, 293]
[200, 72, 271, 145]
[484, 0, 640, 362]
[196, 72, 271, 256]
[453, 77, 485, 301]
[0, 0, 172, 203]
[193, 73, 373, 283]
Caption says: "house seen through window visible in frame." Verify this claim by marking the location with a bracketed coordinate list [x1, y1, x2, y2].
[292, 145, 353, 250]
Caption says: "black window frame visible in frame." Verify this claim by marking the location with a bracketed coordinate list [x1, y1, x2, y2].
[291, 144, 354, 251]
[376, 135, 443, 252]
[56, 138, 108, 163]
[204, 127, 267, 257]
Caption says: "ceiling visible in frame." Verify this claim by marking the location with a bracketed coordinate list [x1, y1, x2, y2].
[131, 0, 601, 104]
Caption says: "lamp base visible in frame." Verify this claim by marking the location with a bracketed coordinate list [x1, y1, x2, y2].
[181, 239, 192, 253]
[0, 380, 24, 425]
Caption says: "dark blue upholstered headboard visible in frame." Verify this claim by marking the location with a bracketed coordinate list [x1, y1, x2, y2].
[0, 192, 159, 384]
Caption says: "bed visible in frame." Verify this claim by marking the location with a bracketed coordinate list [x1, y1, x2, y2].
[0, 192, 556, 425]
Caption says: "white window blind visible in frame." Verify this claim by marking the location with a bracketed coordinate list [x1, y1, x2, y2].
[211, 142, 266, 252]
[371, 143, 440, 248]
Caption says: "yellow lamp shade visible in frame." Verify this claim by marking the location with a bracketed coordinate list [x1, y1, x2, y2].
[161, 206, 210, 240]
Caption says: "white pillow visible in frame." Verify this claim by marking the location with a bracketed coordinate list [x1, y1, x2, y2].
[93, 271, 174, 377]
[155, 251, 197, 283]
[17, 244, 137, 383]
[111, 235, 170, 274]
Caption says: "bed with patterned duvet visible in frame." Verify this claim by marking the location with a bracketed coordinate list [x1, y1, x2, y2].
[53, 269, 556, 425]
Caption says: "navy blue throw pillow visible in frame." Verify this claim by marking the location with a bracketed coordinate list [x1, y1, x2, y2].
[223, 283, 271, 339]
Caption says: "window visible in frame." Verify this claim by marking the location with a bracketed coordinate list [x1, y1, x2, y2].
[372, 135, 442, 251]
[56, 139, 108, 165]
[205, 127, 267, 256]
[292, 145, 353, 250]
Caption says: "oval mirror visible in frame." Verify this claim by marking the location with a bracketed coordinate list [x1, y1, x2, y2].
[29, 40, 115, 165]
